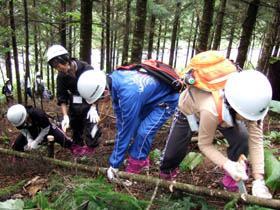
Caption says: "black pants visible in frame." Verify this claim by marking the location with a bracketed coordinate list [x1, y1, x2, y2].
[12, 125, 73, 152]
[69, 102, 101, 148]
[160, 109, 249, 174]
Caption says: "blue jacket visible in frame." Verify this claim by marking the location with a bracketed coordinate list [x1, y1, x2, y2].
[108, 70, 179, 168]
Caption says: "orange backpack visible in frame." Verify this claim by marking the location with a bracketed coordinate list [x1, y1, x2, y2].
[184, 51, 237, 124]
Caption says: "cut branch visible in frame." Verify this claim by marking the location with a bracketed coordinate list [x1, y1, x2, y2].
[0, 148, 279, 209]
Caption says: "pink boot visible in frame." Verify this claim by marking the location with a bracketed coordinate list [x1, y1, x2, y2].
[125, 156, 150, 174]
[222, 170, 239, 192]
[69, 144, 85, 155]
[12, 157, 24, 163]
[82, 145, 95, 155]
[160, 168, 179, 181]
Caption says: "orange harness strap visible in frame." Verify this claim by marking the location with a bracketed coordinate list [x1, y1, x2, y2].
[212, 90, 224, 125]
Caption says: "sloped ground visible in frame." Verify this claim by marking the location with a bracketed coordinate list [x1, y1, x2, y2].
[0, 99, 279, 209]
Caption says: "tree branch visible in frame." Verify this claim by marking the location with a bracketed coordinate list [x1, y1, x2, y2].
[0, 148, 279, 209]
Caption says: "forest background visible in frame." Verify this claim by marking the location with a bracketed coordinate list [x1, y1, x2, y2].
[0, 0, 280, 209]
[0, 0, 280, 104]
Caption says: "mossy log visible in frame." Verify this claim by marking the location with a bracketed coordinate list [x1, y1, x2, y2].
[0, 148, 279, 209]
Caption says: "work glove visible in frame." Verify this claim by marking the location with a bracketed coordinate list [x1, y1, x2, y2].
[252, 179, 272, 199]
[24, 138, 33, 151]
[61, 115, 70, 132]
[30, 139, 40, 150]
[107, 166, 119, 182]
[223, 160, 248, 181]
[87, 106, 99, 123]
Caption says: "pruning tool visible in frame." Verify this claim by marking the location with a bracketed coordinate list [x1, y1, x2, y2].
[237, 154, 248, 195]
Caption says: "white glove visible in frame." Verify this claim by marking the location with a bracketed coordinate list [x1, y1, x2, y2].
[87, 106, 99, 123]
[30, 140, 40, 150]
[107, 166, 119, 182]
[24, 138, 33, 151]
[223, 160, 248, 181]
[252, 179, 272, 199]
[61, 115, 70, 132]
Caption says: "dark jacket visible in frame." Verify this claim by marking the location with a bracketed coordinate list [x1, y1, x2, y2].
[16, 106, 50, 139]
[56, 58, 94, 106]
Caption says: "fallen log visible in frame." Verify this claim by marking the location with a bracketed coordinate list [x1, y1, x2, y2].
[0, 148, 279, 209]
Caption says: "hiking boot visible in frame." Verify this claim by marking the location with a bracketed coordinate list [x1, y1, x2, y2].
[160, 168, 179, 181]
[125, 156, 150, 174]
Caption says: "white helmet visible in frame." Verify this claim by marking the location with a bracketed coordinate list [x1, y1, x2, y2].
[47, 44, 68, 63]
[77, 70, 106, 104]
[36, 72, 41, 77]
[7, 104, 27, 127]
[224, 70, 272, 121]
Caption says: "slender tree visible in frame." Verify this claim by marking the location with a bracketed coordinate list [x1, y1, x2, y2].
[236, 0, 260, 68]
[130, 0, 148, 64]
[23, 0, 31, 105]
[196, 0, 215, 53]
[121, 0, 132, 65]
[60, 0, 67, 48]
[100, 0, 105, 70]
[212, 0, 227, 50]
[106, 0, 111, 72]
[9, 0, 22, 103]
[147, 15, 156, 59]
[80, 0, 93, 64]
[169, 1, 181, 66]
[257, 0, 280, 73]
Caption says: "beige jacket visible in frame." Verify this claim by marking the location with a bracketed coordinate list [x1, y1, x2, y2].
[179, 87, 264, 175]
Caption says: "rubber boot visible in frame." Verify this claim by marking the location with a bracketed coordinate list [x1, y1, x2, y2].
[125, 156, 150, 174]
[160, 168, 179, 181]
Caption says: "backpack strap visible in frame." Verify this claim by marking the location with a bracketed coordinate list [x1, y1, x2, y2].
[212, 90, 224, 124]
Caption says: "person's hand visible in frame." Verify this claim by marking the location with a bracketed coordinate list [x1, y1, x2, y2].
[30, 140, 40, 150]
[24, 138, 33, 151]
[61, 115, 70, 132]
[87, 106, 99, 123]
[223, 160, 248, 181]
[107, 166, 119, 182]
[252, 179, 272, 199]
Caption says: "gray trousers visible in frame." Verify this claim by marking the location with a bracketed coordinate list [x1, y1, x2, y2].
[159, 108, 248, 174]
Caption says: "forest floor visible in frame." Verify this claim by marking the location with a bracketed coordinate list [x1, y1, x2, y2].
[0, 99, 279, 209]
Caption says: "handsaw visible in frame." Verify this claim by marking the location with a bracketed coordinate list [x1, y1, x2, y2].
[237, 154, 248, 195]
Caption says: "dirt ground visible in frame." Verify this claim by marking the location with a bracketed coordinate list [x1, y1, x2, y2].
[0, 99, 279, 209]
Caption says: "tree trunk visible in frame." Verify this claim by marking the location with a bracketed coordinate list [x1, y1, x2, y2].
[156, 22, 162, 60]
[106, 0, 111, 72]
[130, 0, 148, 64]
[9, 0, 22, 103]
[1, 1, 12, 83]
[185, 12, 195, 67]
[191, 15, 199, 58]
[236, 0, 260, 68]
[226, 26, 235, 59]
[100, 0, 105, 70]
[23, 0, 31, 105]
[4, 42, 12, 82]
[60, 0, 67, 48]
[169, 1, 181, 67]
[257, 0, 280, 73]
[121, 0, 132, 65]
[196, 0, 215, 54]
[147, 15, 156, 59]
[80, 0, 92, 64]
[68, 1, 73, 57]
[212, 0, 227, 50]
[161, 20, 168, 62]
